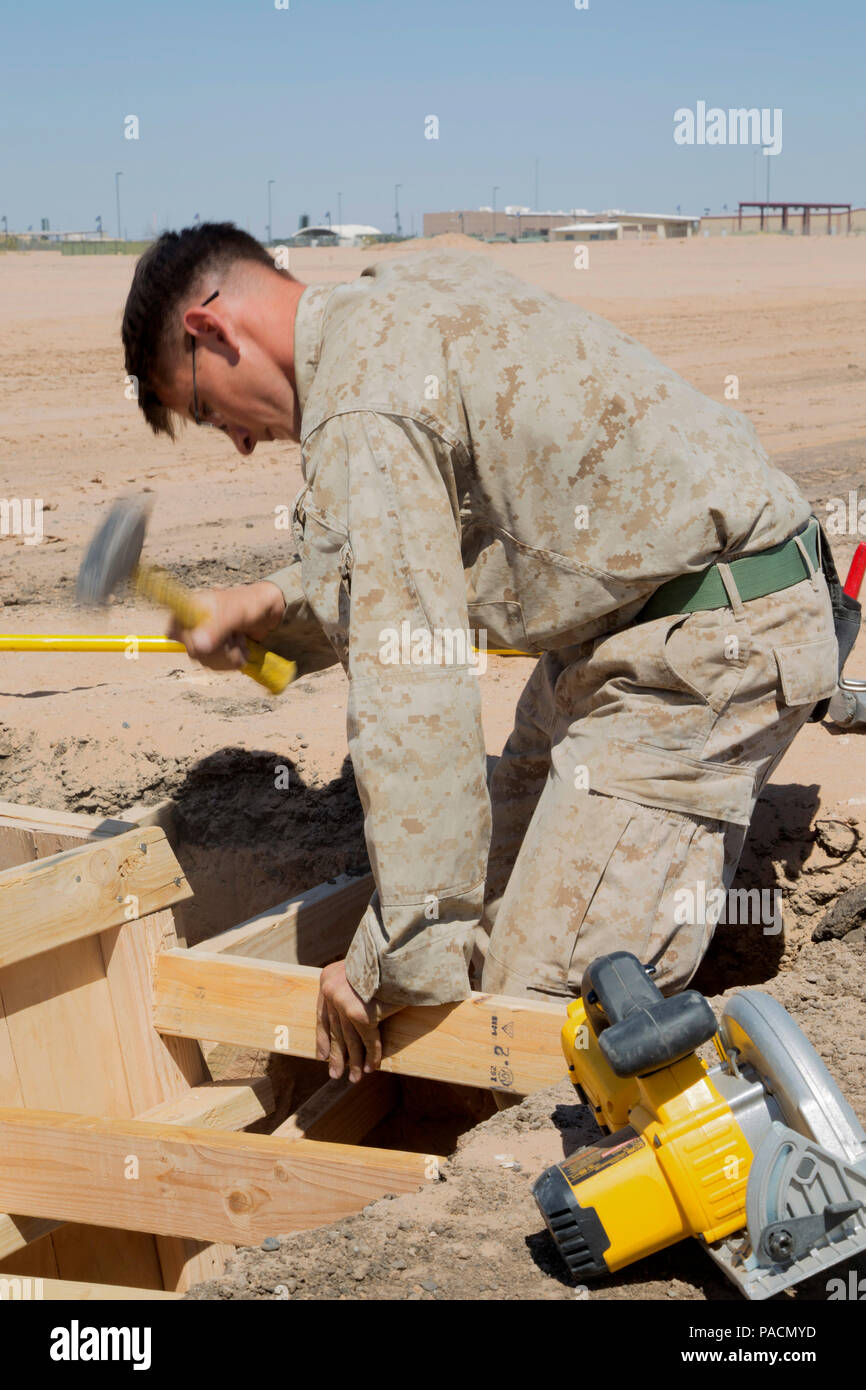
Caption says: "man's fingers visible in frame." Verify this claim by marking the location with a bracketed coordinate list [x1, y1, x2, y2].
[328, 1012, 348, 1080]
[341, 1019, 367, 1084]
[315, 992, 331, 1063]
[353, 1018, 383, 1073]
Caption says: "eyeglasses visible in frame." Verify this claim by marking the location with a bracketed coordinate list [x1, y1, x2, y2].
[191, 289, 220, 425]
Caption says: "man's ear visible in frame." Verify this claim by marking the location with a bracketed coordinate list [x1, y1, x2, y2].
[183, 304, 241, 356]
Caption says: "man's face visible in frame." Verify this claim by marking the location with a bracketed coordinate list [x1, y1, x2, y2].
[158, 294, 299, 452]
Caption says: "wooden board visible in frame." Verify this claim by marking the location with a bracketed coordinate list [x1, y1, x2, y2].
[0, 810, 226, 1292]
[154, 950, 566, 1094]
[0, 1274, 182, 1301]
[138, 1078, 274, 1130]
[0, 826, 192, 968]
[0, 1108, 438, 1245]
[189, 873, 374, 966]
[274, 1073, 397, 1143]
[0, 1215, 60, 1261]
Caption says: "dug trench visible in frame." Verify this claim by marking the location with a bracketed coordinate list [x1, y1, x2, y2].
[2, 652, 866, 1300]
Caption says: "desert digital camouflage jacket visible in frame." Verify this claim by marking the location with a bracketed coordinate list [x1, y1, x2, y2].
[264, 249, 810, 1006]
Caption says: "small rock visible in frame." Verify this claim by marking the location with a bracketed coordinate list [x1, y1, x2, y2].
[261, 1237, 280, 1252]
[392, 1258, 407, 1270]
[454, 1245, 472, 1260]
[421, 1279, 437, 1292]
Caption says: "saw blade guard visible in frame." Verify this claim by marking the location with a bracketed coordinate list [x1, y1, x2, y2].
[719, 990, 866, 1164]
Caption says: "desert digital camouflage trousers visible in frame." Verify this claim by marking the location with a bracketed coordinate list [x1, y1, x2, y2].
[476, 563, 838, 1003]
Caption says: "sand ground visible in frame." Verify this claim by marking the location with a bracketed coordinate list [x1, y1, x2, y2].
[1, 233, 865, 1301]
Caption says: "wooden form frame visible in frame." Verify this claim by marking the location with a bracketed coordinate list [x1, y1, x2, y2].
[0, 801, 567, 1301]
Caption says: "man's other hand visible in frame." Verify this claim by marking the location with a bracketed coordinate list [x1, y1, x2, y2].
[316, 960, 401, 1084]
[167, 579, 286, 671]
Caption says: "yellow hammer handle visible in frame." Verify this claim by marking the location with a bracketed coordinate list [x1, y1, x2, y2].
[0, 634, 186, 652]
[133, 563, 297, 695]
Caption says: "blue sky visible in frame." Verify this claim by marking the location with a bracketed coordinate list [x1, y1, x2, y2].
[1, 0, 863, 237]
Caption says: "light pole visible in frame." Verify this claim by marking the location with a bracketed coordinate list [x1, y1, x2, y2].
[394, 184, 402, 238]
[337, 192, 342, 232]
[492, 186, 499, 239]
[115, 172, 123, 249]
[267, 180, 274, 245]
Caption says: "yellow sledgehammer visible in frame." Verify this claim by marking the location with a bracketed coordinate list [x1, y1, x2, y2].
[73, 496, 297, 694]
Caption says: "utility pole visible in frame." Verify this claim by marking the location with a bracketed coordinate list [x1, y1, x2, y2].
[394, 184, 402, 238]
[267, 179, 274, 244]
[115, 171, 123, 250]
[337, 191, 342, 231]
[492, 185, 499, 239]
[534, 158, 539, 210]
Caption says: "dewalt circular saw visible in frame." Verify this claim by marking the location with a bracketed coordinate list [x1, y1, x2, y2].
[533, 951, 866, 1300]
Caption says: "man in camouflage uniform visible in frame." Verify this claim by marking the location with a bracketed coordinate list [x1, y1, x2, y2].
[122, 224, 838, 1087]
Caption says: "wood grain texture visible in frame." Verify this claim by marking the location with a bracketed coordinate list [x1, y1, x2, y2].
[0, 1274, 182, 1301]
[138, 1078, 274, 1129]
[0, 826, 192, 968]
[154, 950, 566, 1094]
[0, 1215, 61, 1261]
[0, 813, 226, 1292]
[189, 873, 374, 967]
[274, 1072, 397, 1143]
[0, 1108, 438, 1245]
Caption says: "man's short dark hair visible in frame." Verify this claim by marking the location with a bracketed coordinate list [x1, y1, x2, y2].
[121, 222, 283, 438]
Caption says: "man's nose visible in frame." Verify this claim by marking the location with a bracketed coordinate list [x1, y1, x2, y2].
[227, 426, 255, 455]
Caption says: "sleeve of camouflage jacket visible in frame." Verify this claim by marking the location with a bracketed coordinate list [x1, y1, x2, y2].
[260, 556, 342, 677]
[314, 411, 492, 1007]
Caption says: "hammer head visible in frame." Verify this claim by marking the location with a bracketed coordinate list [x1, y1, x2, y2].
[76, 496, 151, 606]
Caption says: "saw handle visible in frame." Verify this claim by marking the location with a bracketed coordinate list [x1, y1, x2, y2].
[581, 951, 717, 1078]
[133, 563, 296, 695]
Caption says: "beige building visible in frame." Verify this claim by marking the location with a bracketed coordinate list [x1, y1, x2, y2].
[550, 213, 699, 241]
[424, 208, 699, 240]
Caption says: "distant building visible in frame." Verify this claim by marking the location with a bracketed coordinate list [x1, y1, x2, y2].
[424, 209, 585, 238]
[550, 212, 699, 241]
[289, 223, 383, 248]
[424, 209, 699, 240]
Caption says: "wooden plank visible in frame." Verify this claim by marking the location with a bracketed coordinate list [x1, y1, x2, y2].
[154, 950, 565, 1094]
[101, 912, 210, 1114]
[0, 1274, 182, 1301]
[0, 812, 222, 1293]
[0, 1215, 61, 1261]
[99, 907, 230, 1291]
[274, 1072, 397, 1143]
[0, 827, 192, 968]
[0, 802, 134, 840]
[48, 1223, 165, 1291]
[0, 1232, 59, 1279]
[138, 1078, 274, 1130]
[189, 873, 374, 966]
[0, 1108, 439, 1245]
